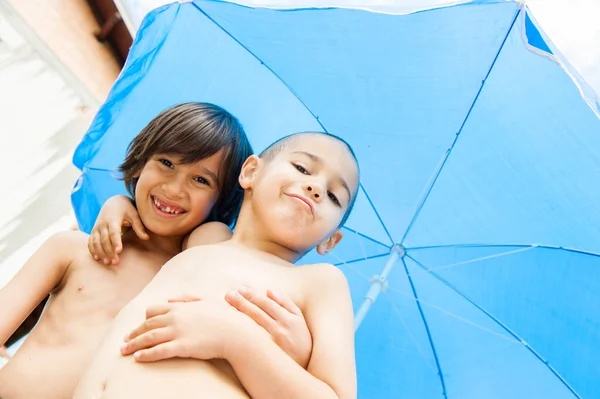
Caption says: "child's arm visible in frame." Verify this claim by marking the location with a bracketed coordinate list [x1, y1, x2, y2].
[88, 195, 149, 265]
[122, 287, 313, 368]
[121, 265, 353, 398]
[224, 265, 356, 399]
[0, 232, 77, 346]
[181, 222, 232, 249]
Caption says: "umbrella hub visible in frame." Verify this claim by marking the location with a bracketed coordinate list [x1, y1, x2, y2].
[354, 244, 405, 331]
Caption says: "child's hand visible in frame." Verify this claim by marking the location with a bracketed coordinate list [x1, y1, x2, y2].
[120, 296, 254, 362]
[224, 287, 312, 368]
[88, 195, 149, 265]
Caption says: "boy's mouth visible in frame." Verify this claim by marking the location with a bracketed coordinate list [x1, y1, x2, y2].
[285, 193, 314, 215]
[151, 195, 187, 216]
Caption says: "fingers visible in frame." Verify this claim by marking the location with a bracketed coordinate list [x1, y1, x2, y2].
[89, 225, 109, 264]
[266, 289, 302, 316]
[239, 287, 300, 321]
[225, 289, 275, 331]
[121, 326, 174, 356]
[131, 341, 180, 362]
[125, 314, 168, 345]
[129, 214, 150, 241]
[88, 230, 101, 262]
[144, 303, 173, 320]
[99, 227, 117, 265]
[109, 223, 123, 255]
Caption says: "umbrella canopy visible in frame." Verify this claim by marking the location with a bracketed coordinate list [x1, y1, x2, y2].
[71, 1, 600, 398]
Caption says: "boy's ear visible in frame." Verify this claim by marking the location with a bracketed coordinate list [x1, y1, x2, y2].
[239, 155, 262, 189]
[316, 229, 343, 255]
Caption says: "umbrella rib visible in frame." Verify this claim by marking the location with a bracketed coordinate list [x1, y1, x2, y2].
[408, 255, 583, 399]
[191, 2, 328, 134]
[407, 243, 600, 260]
[341, 226, 391, 249]
[332, 252, 389, 267]
[399, 6, 522, 245]
[409, 246, 536, 273]
[384, 282, 521, 344]
[382, 290, 439, 374]
[401, 257, 448, 399]
[359, 183, 395, 244]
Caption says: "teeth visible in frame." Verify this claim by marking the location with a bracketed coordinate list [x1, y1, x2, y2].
[153, 197, 182, 215]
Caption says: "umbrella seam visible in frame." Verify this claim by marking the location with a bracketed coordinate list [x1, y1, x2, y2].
[333, 252, 389, 267]
[341, 226, 391, 249]
[190, 1, 327, 134]
[399, 5, 522, 245]
[190, 3, 396, 249]
[401, 257, 449, 398]
[382, 290, 439, 374]
[408, 254, 582, 399]
[359, 184, 395, 245]
[407, 243, 600, 259]
[384, 282, 521, 344]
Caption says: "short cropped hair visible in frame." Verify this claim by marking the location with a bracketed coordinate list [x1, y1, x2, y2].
[120, 102, 253, 226]
[259, 132, 360, 226]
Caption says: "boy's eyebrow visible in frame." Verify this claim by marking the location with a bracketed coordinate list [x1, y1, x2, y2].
[166, 155, 219, 186]
[201, 166, 220, 186]
[293, 151, 352, 202]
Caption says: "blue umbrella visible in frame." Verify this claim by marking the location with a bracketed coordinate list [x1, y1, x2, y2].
[71, 1, 600, 398]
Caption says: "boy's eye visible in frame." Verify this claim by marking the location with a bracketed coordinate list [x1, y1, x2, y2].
[159, 158, 173, 168]
[328, 192, 341, 207]
[194, 176, 211, 186]
[293, 164, 309, 175]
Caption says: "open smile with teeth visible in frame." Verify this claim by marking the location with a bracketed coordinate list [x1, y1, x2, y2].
[152, 196, 186, 215]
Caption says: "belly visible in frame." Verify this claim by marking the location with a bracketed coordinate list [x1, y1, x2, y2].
[0, 340, 99, 399]
[74, 293, 248, 399]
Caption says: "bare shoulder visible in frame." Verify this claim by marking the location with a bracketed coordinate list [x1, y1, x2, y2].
[44, 230, 89, 257]
[298, 263, 349, 291]
[183, 222, 232, 249]
[47, 229, 88, 244]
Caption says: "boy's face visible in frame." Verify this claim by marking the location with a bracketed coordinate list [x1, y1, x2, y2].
[134, 151, 224, 237]
[244, 135, 359, 254]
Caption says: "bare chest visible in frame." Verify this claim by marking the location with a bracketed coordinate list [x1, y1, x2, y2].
[132, 247, 304, 310]
[52, 251, 166, 322]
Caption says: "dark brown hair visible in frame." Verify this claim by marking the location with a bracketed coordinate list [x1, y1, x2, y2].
[120, 102, 253, 226]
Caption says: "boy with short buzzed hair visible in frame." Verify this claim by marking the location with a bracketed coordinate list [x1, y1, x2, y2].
[74, 131, 360, 399]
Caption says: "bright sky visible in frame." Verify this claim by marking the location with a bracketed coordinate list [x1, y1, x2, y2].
[527, 0, 600, 95]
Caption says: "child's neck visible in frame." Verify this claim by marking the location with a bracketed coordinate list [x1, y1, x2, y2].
[228, 232, 301, 265]
[122, 229, 183, 257]
[230, 204, 304, 264]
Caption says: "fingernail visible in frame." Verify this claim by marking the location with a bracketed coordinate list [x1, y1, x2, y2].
[112, 259, 118, 265]
[270, 290, 280, 300]
[93, 255, 99, 261]
[134, 352, 141, 359]
[124, 333, 130, 341]
[103, 258, 109, 265]
[238, 286, 250, 295]
[226, 290, 240, 299]
[120, 344, 127, 353]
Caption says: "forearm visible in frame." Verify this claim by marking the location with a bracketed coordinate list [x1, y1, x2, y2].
[226, 330, 339, 399]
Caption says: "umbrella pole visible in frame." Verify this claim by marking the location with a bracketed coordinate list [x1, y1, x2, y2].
[354, 244, 404, 332]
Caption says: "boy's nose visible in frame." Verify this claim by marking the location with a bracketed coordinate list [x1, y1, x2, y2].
[165, 179, 185, 198]
[304, 182, 323, 202]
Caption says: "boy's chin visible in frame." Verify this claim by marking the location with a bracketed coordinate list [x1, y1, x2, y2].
[141, 218, 185, 238]
[270, 229, 320, 254]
